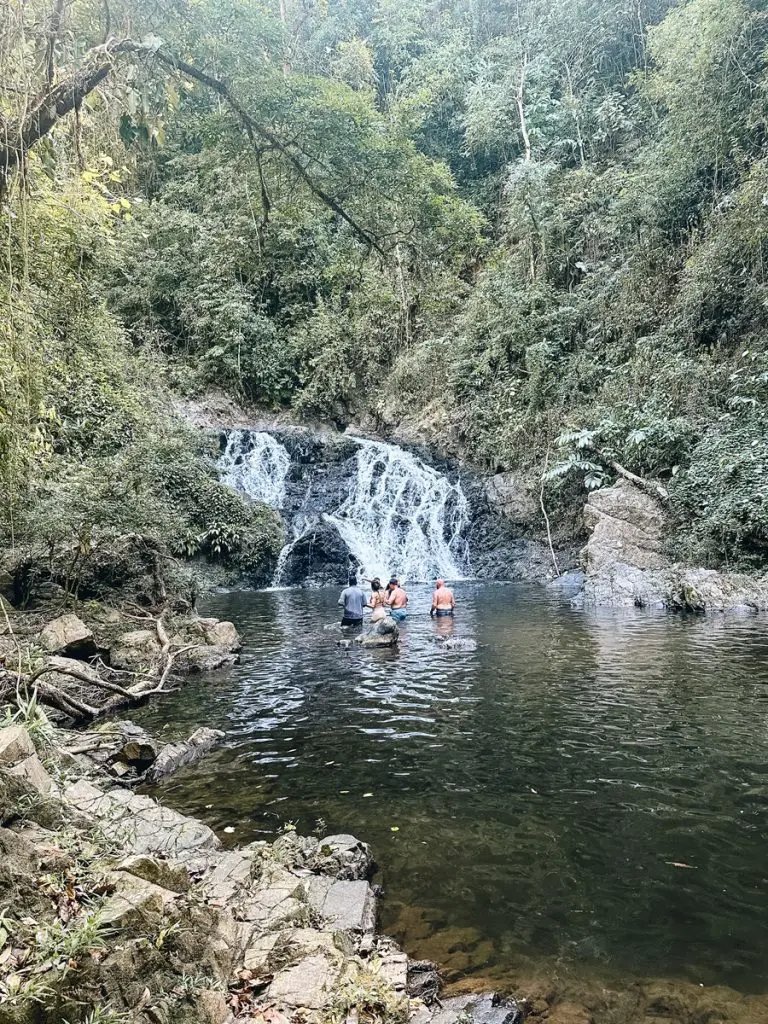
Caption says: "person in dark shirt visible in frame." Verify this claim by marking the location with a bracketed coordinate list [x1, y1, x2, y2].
[338, 575, 366, 628]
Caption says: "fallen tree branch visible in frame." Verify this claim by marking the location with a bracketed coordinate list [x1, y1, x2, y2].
[28, 657, 135, 699]
[0, 597, 24, 686]
[539, 450, 561, 578]
[34, 681, 98, 720]
[607, 459, 668, 502]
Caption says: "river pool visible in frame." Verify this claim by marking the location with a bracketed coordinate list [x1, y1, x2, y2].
[133, 583, 768, 1001]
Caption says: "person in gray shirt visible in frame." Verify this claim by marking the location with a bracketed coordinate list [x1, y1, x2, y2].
[338, 575, 366, 628]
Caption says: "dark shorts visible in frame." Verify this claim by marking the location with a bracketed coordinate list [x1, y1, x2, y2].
[434, 609, 454, 617]
[341, 616, 363, 628]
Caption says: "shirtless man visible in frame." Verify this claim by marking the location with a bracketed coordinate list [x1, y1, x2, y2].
[386, 577, 408, 622]
[430, 578, 455, 617]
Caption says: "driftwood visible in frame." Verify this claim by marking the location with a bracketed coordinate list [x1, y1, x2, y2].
[29, 657, 135, 699]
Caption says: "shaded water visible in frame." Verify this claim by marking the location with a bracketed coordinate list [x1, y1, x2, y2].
[134, 585, 768, 997]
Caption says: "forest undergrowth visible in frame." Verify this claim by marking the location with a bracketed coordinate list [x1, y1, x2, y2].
[2, 0, 768, 592]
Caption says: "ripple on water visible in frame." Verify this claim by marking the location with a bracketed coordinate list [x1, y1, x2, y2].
[134, 583, 768, 1003]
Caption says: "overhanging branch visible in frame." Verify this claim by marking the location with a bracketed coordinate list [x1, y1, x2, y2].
[0, 38, 386, 258]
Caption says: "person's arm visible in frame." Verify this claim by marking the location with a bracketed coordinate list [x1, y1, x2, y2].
[450, 592, 455, 609]
[430, 590, 437, 616]
[338, 589, 346, 607]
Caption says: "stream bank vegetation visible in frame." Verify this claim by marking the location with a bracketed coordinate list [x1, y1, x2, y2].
[3, 0, 768, 601]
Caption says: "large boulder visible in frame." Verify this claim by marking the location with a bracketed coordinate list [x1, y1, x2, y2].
[583, 480, 667, 572]
[110, 629, 161, 670]
[186, 618, 241, 651]
[39, 613, 99, 659]
[9, 753, 54, 796]
[575, 562, 669, 609]
[0, 725, 35, 766]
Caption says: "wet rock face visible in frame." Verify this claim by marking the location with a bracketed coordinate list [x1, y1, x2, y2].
[583, 480, 668, 572]
[484, 473, 538, 526]
[220, 426, 572, 585]
[279, 520, 354, 587]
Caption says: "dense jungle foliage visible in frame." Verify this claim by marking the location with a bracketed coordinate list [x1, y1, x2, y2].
[2, 0, 768, 581]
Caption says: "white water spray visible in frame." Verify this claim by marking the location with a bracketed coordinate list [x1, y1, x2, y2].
[219, 431, 470, 584]
[218, 431, 290, 510]
[326, 439, 469, 582]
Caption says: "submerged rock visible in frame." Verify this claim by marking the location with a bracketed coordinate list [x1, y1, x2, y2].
[432, 995, 523, 1024]
[437, 637, 477, 652]
[145, 726, 226, 783]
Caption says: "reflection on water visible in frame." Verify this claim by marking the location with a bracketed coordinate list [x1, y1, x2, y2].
[134, 584, 768, 998]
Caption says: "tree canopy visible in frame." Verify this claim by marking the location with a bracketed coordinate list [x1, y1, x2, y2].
[3, 0, 768, 572]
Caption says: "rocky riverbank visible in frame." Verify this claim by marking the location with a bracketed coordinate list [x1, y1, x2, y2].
[0, 602, 244, 727]
[560, 480, 768, 613]
[0, 714, 530, 1024]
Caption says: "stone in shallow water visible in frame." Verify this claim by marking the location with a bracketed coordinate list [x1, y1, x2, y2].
[311, 833, 373, 880]
[431, 995, 523, 1024]
[146, 726, 225, 783]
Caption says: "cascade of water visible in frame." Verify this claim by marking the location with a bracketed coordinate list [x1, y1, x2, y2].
[326, 439, 469, 582]
[218, 430, 290, 509]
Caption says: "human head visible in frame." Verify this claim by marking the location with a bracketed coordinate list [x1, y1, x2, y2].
[388, 577, 398, 589]
[435, 578, 445, 589]
[371, 577, 381, 592]
[348, 574, 358, 587]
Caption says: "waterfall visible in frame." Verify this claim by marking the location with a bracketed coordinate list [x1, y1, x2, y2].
[326, 439, 469, 582]
[218, 429, 470, 585]
[218, 430, 290, 509]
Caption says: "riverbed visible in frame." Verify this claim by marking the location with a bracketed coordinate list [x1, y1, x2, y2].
[133, 583, 768, 998]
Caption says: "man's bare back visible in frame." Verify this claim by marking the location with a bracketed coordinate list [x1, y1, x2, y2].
[431, 579, 455, 615]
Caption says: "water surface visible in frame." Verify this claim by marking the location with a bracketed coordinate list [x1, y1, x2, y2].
[134, 584, 768, 997]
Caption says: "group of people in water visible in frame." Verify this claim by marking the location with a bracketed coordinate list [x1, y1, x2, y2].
[338, 575, 456, 628]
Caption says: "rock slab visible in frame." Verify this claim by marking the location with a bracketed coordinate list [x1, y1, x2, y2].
[583, 480, 667, 572]
[0, 725, 35, 766]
